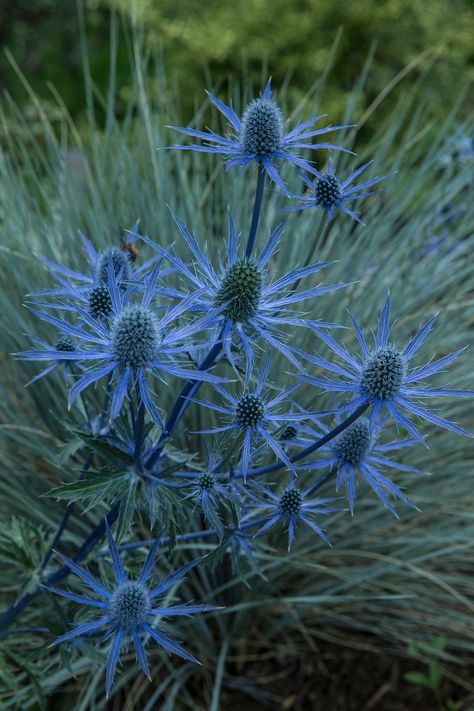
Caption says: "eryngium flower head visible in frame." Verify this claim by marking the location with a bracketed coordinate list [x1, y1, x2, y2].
[438, 130, 474, 168]
[287, 159, 391, 225]
[97, 247, 130, 284]
[88, 284, 113, 318]
[18, 263, 226, 429]
[241, 98, 284, 155]
[194, 356, 313, 477]
[111, 306, 159, 369]
[198, 471, 215, 491]
[55, 336, 76, 352]
[314, 174, 342, 208]
[45, 524, 215, 698]
[332, 419, 371, 465]
[235, 393, 265, 427]
[16, 333, 80, 386]
[110, 581, 150, 628]
[180, 454, 242, 540]
[167, 81, 351, 191]
[29, 224, 162, 308]
[297, 296, 472, 443]
[140, 209, 346, 382]
[280, 424, 298, 441]
[300, 415, 420, 513]
[360, 346, 407, 401]
[246, 484, 337, 550]
[279, 486, 303, 515]
[214, 259, 263, 322]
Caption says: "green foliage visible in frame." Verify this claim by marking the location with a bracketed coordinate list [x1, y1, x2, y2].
[1, 0, 472, 135]
[0, 27, 473, 708]
[0, 518, 50, 596]
[404, 636, 460, 710]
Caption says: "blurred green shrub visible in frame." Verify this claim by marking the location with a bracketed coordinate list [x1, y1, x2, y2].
[1, 0, 473, 129]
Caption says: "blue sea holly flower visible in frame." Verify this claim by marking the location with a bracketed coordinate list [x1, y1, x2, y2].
[45, 525, 215, 697]
[299, 416, 420, 514]
[438, 129, 474, 168]
[31, 224, 163, 304]
[245, 484, 337, 550]
[140, 210, 346, 379]
[167, 81, 351, 190]
[179, 455, 243, 540]
[287, 159, 391, 225]
[296, 296, 473, 443]
[18, 263, 226, 428]
[20, 334, 82, 386]
[193, 357, 314, 477]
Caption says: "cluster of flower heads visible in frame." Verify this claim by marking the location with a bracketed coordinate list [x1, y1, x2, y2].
[17, 80, 471, 695]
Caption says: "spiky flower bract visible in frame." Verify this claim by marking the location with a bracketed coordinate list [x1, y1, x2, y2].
[244, 483, 337, 550]
[20, 334, 81, 386]
[45, 525, 215, 697]
[31, 223, 161, 304]
[193, 356, 316, 477]
[18, 262, 226, 429]
[167, 80, 351, 190]
[287, 159, 391, 224]
[179, 454, 242, 540]
[297, 296, 473, 442]
[139, 209, 346, 381]
[299, 415, 420, 513]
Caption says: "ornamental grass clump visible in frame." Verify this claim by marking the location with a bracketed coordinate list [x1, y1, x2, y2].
[0, 43, 473, 709]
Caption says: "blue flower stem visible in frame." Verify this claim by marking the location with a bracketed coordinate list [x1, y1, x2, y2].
[117, 516, 269, 553]
[241, 402, 370, 479]
[147, 168, 266, 471]
[145, 339, 223, 469]
[134, 398, 146, 467]
[245, 166, 266, 258]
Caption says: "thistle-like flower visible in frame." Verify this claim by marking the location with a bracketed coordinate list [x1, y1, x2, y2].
[245, 483, 337, 550]
[167, 81, 351, 190]
[299, 416, 420, 513]
[18, 261, 226, 429]
[287, 160, 390, 224]
[193, 357, 314, 476]
[45, 525, 215, 697]
[21, 335, 81, 386]
[140, 210, 345, 379]
[178, 454, 242, 540]
[296, 296, 472, 442]
[32, 225, 160, 303]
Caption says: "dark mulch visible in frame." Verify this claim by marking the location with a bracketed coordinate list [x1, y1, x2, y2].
[218, 644, 474, 711]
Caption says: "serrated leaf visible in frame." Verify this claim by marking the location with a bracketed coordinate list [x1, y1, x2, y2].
[54, 438, 84, 467]
[115, 477, 139, 542]
[66, 426, 134, 468]
[47, 471, 126, 503]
